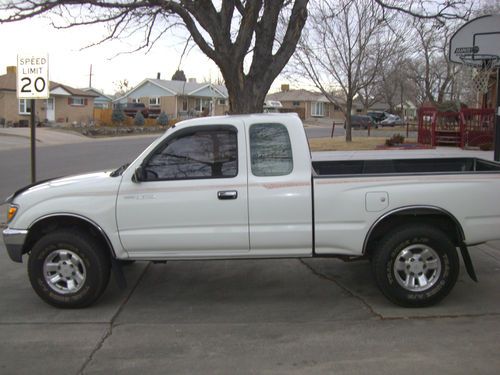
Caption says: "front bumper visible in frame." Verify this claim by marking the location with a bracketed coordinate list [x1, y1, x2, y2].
[2, 228, 28, 263]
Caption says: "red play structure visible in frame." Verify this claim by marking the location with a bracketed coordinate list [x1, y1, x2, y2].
[418, 107, 495, 148]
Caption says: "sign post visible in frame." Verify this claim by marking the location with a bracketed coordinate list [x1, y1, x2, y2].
[16, 54, 49, 183]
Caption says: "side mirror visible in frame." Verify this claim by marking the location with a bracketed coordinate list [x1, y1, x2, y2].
[133, 166, 146, 182]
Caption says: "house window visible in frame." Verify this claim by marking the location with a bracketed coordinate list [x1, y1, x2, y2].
[70, 97, 86, 106]
[131, 98, 139, 103]
[194, 98, 211, 111]
[311, 102, 325, 117]
[18, 99, 31, 115]
[218, 99, 226, 105]
[149, 97, 160, 106]
[182, 99, 188, 111]
[333, 104, 340, 111]
[292, 101, 300, 106]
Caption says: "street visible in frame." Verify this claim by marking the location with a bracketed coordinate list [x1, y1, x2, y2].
[0, 131, 499, 374]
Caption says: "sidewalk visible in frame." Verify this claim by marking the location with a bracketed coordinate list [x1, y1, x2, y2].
[0, 128, 92, 149]
[0, 127, 158, 151]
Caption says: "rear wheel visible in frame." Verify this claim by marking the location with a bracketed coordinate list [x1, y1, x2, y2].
[371, 225, 459, 307]
[28, 229, 110, 308]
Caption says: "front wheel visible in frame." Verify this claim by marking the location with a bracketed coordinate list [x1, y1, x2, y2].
[371, 225, 459, 307]
[28, 229, 110, 308]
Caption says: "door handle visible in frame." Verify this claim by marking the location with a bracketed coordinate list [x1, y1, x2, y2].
[218, 190, 238, 200]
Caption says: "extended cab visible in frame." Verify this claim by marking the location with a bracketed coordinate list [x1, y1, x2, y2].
[4, 114, 500, 308]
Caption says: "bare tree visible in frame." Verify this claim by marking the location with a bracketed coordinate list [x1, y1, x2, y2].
[171, 70, 187, 81]
[293, 0, 402, 141]
[113, 78, 131, 97]
[357, 82, 384, 114]
[0, 0, 310, 114]
[409, 20, 456, 104]
[1, 1, 472, 115]
[359, 28, 412, 115]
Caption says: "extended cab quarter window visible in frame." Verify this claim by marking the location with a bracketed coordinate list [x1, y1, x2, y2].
[250, 123, 293, 176]
[145, 127, 238, 180]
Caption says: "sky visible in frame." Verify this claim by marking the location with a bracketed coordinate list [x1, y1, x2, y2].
[0, 15, 227, 95]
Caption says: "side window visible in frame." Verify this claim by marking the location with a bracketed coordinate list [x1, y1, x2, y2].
[145, 128, 238, 180]
[250, 123, 293, 176]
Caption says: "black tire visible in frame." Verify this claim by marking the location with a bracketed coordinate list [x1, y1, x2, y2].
[371, 224, 459, 307]
[28, 229, 111, 308]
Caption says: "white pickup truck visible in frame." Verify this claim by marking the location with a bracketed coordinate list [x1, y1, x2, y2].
[4, 114, 500, 308]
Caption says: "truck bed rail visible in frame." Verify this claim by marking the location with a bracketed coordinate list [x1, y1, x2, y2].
[312, 157, 500, 177]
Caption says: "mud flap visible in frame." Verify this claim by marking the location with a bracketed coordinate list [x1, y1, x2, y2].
[459, 243, 478, 282]
[111, 258, 128, 289]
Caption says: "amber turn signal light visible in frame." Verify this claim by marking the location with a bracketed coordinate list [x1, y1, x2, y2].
[7, 206, 18, 223]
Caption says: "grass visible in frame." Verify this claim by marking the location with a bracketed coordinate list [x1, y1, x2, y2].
[309, 137, 389, 151]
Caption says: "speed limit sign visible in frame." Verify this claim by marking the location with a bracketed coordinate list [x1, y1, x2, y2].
[17, 54, 49, 99]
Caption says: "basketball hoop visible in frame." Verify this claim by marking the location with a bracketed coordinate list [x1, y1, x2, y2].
[458, 53, 500, 94]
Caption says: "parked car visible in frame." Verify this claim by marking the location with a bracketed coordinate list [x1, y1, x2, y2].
[367, 111, 389, 123]
[4, 113, 500, 308]
[346, 115, 375, 129]
[123, 103, 149, 118]
[380, 114, 404, 127]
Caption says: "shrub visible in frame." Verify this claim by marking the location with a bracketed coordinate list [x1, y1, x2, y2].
[157, 112, 169, 126]
[385, 133, 405, 147]
[134, 111, 145, 126]
[112, 104, 126, 124]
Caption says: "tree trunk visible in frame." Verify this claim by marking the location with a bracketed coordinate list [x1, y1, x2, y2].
[224, 76, 268, 114]
[345, 97, 353, 142]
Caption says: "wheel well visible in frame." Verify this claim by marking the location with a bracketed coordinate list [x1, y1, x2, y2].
[364, 208, 465, 256]
[23, 215, 115, 260]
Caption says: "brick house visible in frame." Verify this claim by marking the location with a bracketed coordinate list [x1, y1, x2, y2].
[265, 85, 345, 121]
[0, 66, 97, 127]
[115, 77, 229, 119]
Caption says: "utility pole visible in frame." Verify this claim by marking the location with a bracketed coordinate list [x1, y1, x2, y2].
[89, 64, 93, 88]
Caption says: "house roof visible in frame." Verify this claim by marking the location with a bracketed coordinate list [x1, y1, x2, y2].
[116, 78, 229, 102]
[352, 99, 390, 110]
[51, 83, 98, 97]
[81, 87, 113, 100]
[0, 72, 97, 97]
[266, 89, 341, 104]
[150, 79, 228, 97]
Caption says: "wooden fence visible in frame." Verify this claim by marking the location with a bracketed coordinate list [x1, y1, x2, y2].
[93, 108, 158, 126]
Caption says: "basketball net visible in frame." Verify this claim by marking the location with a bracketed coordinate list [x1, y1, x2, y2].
[459, 54, 499, 94]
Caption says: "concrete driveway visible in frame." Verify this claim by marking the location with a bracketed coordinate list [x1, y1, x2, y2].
[1, 238, 500, 374]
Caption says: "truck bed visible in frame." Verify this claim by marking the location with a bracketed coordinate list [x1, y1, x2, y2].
[312, 157, 500, 177]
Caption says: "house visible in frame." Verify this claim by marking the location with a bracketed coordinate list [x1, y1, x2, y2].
[115, 77, 229, 119]
[0, 66, 98, 127]
[82, 87, 113, 109]
[397, 100, 417, 121]
[265, 85, 345, 121]
[352, 99, 390, 115]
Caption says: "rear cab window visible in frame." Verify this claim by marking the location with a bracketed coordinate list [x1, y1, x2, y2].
[249, 123, 293, 176]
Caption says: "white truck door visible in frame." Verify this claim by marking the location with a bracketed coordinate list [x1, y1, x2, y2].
[246, 121, 313, 256]
[116, 123, 249, 256]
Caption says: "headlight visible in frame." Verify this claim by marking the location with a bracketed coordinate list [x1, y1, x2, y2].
[7, 205, 18, 224]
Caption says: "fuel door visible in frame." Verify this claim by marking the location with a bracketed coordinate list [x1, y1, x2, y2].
[365, 192, 389, 212]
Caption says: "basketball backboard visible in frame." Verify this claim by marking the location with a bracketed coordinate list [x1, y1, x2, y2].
[449, 14, 500, 67]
